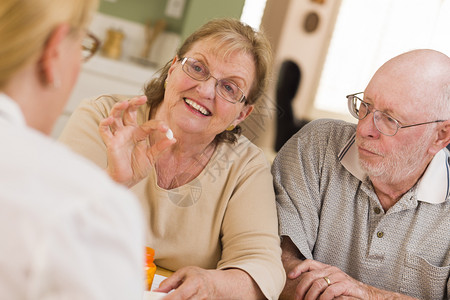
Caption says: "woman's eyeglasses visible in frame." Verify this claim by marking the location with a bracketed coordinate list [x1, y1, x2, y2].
[81, 32, 100, 62]
[180, 57, 246, 104]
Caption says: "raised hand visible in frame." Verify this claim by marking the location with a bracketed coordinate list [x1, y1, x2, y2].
[98, 95, 176, 187]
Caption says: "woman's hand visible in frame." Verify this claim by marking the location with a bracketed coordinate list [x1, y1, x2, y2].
[98, 95, 176, 187]
[154, 266, 264, 300]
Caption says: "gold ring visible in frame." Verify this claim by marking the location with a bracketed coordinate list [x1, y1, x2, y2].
[323, 276, 331, 286]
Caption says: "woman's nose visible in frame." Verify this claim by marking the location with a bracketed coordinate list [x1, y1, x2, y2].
[196, 77, 217, 100]
[356, 112, 381, 139]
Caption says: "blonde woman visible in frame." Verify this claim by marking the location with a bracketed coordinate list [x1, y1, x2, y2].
[0, 0, 145, 298]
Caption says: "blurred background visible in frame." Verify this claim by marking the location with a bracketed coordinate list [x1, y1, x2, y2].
[53, 0, 450, 158]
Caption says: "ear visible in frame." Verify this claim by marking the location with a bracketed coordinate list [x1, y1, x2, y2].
[233, 104, 254, 126]
[167, 56, 179, 78]
[38, 24, 71, 86]
[428, 120, 450, 155]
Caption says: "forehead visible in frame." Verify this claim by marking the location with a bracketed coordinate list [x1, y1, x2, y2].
[187, 38, 254, 67]
[185, 38, 256, 85]
[364, 73, 430, 121]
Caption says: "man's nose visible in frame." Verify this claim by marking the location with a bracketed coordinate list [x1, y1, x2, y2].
[357, 111, 380, 139]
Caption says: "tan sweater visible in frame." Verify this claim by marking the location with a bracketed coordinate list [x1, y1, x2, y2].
[59, 95, 285, 299]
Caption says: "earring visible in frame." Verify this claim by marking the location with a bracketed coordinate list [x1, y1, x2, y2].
[164, 80, 168, 89]
[226, 124, 235, 131]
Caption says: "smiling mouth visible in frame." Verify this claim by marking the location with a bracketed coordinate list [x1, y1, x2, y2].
[184, 98, 211, 116]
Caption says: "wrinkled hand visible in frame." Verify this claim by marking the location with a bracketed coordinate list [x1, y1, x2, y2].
[98, 95, 176, 187]
[154, 266, 217, 300]
[287, 259, 372, 300]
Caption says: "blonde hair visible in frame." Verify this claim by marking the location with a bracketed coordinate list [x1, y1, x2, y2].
[144, 18, 273, 144]
[0, 0, 98, 89]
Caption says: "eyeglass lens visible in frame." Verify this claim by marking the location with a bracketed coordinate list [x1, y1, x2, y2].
[182, 58, 244, 103]
[81, 33, 100, 61]
[348, 94, 399, 136]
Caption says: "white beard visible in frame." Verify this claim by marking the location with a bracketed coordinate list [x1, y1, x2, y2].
[356, 130, 432, 184]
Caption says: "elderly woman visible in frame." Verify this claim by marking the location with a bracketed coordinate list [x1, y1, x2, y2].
[60, 18, 285, 299]
[0, 0, 145, 298]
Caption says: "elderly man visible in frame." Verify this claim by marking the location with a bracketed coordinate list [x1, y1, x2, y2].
[272, 49, 450, 300]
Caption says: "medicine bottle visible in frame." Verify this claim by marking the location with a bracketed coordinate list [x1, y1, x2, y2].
[145, 247, 157, 291]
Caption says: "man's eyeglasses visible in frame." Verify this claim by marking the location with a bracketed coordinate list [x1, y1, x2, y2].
[180, 57, 246, 104]
[347, 92, 445, 136]
[82, 32, 100, 62]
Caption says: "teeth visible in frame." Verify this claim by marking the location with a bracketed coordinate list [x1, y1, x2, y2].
[184, 98, 210, 116]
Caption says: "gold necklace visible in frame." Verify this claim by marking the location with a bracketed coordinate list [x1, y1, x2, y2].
[155, 143, 215, 189]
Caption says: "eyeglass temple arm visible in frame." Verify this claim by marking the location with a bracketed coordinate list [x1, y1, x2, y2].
[400, 120, 445, 129]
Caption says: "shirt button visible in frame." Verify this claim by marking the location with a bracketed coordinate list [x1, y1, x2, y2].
[377, 231, 384, 238]
[374, 207, 381, 214]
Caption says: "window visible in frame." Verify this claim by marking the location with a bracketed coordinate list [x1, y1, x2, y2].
[313, 0, 450, 120]
[240, 0, 267, 29]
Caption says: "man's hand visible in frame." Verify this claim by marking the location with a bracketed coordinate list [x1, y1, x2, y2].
[287, 259, 371, 299]
[279, 237, 417, 300]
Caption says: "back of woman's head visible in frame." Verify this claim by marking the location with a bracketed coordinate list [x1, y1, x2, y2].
[0, 0, 98, 89]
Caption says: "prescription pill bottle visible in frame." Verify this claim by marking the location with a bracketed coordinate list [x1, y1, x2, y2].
[145, 247, 157, 291]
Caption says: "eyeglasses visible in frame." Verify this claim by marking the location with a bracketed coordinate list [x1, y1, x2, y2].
[347, 92, 445, 136]
[180, 57, 246, 104]
[81, 32, 100, 62]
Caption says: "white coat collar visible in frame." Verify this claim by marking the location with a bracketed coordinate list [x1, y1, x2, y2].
[0, 93, 26, 126]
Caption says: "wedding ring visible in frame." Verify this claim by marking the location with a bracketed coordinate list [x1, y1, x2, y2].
[323, 276, 331, 286]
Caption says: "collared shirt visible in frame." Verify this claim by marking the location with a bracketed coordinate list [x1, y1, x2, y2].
[0, 93, 145, 299]
[273, 118, 450, 300]
[339, 132, 450, 204]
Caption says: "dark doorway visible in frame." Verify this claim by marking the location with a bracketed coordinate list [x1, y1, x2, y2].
[275, 60, 309, 152]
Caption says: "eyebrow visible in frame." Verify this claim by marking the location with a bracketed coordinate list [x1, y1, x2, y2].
[190, 52, 248, 89]
[364, 96, 407, 124]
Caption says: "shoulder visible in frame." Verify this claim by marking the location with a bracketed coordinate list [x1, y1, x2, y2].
[83, 94, 150, 124]
[61, 94, 145, 136]
[0, 127, 144, 298]
[204, 136, 272, 186]
[80, 94, 135, 115]
[295, 118, 355, 143]
[1, 127, 142, 221]
[279, 119, 356, 155]
[218, 135, 271, 168]
[273, 119, 356, 172]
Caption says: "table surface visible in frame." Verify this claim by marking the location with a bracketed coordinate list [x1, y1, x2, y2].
[156, 266, 173, 278]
